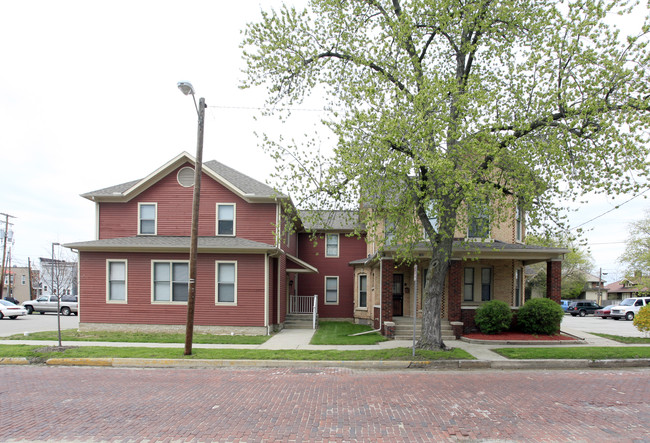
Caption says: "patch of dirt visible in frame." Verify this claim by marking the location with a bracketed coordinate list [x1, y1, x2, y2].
[34, 346, 78, 353]
[462, 332, 577, 341]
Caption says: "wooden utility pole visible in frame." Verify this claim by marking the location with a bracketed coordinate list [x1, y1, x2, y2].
[0, 213, 16, 298]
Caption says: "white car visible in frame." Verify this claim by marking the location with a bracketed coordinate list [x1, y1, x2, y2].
[0, 299, 28, 319]
[610, 297, 650, 321]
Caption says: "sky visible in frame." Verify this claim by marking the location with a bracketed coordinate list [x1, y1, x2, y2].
[0, 0, 648, 284]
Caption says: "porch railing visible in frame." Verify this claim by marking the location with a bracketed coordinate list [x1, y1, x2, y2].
[290, 294, 316, 314]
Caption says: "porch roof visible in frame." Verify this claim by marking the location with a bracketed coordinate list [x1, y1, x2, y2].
[286, 253, 319, 274]
[360, 241, 568, 266]
[64, 236, 278, 254]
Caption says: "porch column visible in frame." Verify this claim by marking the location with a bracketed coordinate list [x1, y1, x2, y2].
[381, 259, 394, 326]
[448, 259, 463, 322]
[546, 259, 562, 303]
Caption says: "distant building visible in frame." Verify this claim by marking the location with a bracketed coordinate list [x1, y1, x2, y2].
[2, 266, 39, 303]
[605, 275, 649, 302]
[39, 258, 77, 297]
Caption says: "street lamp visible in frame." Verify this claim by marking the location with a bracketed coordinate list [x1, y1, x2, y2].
[178, 81, 206, 356]
[52, 242, 62, 347]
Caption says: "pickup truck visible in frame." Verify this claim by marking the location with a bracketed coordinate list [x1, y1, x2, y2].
[22, 295, 78, 316]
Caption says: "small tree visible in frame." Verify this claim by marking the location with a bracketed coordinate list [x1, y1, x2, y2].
[619, 210, 650, 277]
[633, 305, 650, 336]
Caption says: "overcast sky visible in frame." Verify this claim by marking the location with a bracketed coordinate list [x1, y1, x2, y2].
[1, 0, 648, 283]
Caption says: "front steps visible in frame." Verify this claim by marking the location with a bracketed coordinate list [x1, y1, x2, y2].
[392, 317, 456, 341]
[284, 313, 316, 329]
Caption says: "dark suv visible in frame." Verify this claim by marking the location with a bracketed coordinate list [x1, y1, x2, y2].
[567, 301, 602, 317]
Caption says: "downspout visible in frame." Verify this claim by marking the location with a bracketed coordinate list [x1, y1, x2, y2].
[264, 252, 270, 335]
[350, 255, 384, 336]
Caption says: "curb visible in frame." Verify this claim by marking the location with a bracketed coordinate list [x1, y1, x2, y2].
[3, 357, 649, 370]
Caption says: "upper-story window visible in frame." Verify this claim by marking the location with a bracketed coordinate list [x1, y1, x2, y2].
[467, 200, 490, 239]
[325, 233, 339, 257]
[217, 204, 235, 236]
[139, 203, 157, 235]
[423, 201, 438, 238]
[515, 204, 524, 242]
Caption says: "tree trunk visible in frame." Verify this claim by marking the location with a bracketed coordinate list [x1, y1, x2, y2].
[417, 238, 453, 350]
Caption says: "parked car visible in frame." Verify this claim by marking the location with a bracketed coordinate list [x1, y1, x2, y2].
[594, 304, 616, 319]
[610, 297, 650, 321]
[3, 296, 19, 305]
[567, 301, 602, 317]
[22, 295, 78, 316]
[0, 299, 28, 319]
[561, 300, 571, 312]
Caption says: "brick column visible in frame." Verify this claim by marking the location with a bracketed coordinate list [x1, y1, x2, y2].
[546, 260, 562, 304]
[381, 259, 394, 328]
[448, 260, 462, 322]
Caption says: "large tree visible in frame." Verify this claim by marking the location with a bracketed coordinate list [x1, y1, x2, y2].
[242, 0, 650, 349]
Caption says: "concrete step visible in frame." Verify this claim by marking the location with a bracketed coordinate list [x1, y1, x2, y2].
[392, 317, 455, 340]
[284, 314, 316, 329]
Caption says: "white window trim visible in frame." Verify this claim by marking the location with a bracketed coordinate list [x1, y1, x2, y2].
[216, 203, 236, 236]
[324, 276, 339, 305]
[357, 273, 368, 309]
[106, 260, 128, 304]
[515, 205, 524, 243]
[215, 260, 238, 306]
[151, 260, 189, 304]
[138, 202, 157, 235]
[325, 233, 340, 258]
[462, 266, 493, 303]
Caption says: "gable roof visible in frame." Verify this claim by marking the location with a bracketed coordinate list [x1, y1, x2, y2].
[81, 152, 286, 203]
[64, 236, 277, 253]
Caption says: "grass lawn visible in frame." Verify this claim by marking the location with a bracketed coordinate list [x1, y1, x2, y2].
[6, 330, 270, 345]
[589, 333, 650, 344]
[494, 346, 650, 360]
[311, 321, 387, 345]
[0, 345, 474, 361]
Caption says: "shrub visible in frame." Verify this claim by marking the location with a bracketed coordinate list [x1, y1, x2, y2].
[517, 298, 565, 335]
[633, 305, 650, 334]
[474, 300, 513, 334]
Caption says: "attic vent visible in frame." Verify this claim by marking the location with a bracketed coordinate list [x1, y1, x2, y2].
[177, 167, 195, 187]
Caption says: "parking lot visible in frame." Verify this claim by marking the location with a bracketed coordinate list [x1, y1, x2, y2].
[0, 312, 79, 337]
[561, 312, 647, 337]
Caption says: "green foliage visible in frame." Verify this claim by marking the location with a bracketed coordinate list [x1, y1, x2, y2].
[494, 346, 650, 360]
[474, 300, 513, 334]
[633, 305, 650, 333]
[517, 298, 565, 335]
[620, 210, 650, 276]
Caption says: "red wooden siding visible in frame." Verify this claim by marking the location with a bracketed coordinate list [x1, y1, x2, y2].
[79, 251, 267, 327]
[296, 233, 367, 318]
[99, 164, 278, 244]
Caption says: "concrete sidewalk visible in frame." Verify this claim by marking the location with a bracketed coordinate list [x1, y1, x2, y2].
[1, 327, 649, 370]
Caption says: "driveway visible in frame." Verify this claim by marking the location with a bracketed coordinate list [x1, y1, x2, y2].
[562, 312, 646, 337]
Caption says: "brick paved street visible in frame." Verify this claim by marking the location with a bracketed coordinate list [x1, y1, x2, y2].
[1, 366, 648, 442]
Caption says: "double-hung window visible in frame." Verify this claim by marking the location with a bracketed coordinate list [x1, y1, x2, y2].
[216, 261, 237, 304]
[217, 204, 235, 236]
[153, 261, 189, 303]
[325, 233, 339, 257]
[107, 260, 127, 302]
[139, 203, 157, 235]
[325, 276, 339, 304]
[468, 200, 490, 239]
[358, 274, 367, 308]
[463, 268, 474, 301]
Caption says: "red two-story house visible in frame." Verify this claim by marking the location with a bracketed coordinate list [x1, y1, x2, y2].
[66, 152, 567, 336]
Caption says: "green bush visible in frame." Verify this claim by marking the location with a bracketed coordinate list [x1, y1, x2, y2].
[633, 305, 650, 334]
[517, 298, 564, 335]
[474, 300, 513, 334]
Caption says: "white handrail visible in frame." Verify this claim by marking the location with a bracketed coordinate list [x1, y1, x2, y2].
[313, 294, 318, 329]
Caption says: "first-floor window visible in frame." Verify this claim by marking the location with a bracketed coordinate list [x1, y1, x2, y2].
[153, 262, 189, 302]
[481, 268, 492, 301]
[108, 261, 127, 301]
[216, 261, 237, 304]
[325, 276, 339, 304]
[463, 268, 474, 301]
[358, 274, 367, 308]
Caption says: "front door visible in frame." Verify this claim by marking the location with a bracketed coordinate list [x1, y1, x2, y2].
[393, 274, 404, 316]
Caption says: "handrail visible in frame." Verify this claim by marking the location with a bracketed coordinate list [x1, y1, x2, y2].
[312, 294, 318, 329]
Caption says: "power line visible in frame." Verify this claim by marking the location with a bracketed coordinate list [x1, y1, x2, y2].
[571, 187, 650, 230]
[206, 104, 336, 112]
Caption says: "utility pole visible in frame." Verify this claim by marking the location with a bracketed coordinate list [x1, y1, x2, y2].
[0, 213, 16, 298]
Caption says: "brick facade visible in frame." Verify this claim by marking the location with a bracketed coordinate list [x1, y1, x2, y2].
[448, 260, 463, 322]
[381, 259, 394, 328]
[546, 260, 562, 303]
